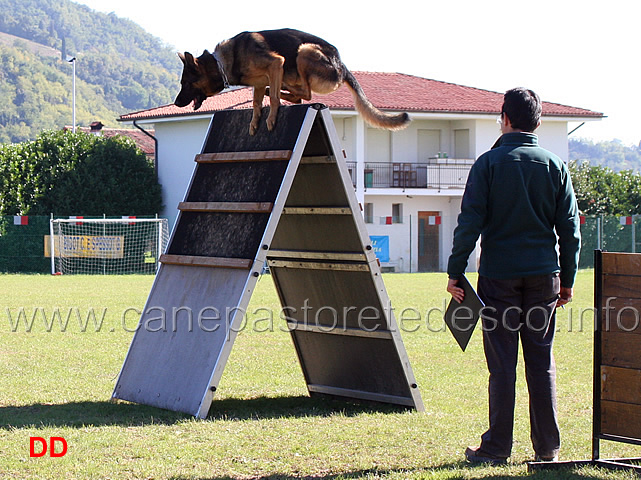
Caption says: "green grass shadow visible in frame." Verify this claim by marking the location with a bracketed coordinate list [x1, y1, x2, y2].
[166, 462, 618, 480]
[0, 395, 408, 429]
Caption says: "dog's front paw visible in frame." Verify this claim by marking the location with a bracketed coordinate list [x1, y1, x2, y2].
[266, 116, 277, 131]
[249, 122, 258, 136]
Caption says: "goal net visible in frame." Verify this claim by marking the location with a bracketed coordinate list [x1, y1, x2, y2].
[49, 217, 169, 275]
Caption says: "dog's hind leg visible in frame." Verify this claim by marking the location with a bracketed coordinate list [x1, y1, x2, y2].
[286, 44, 343, 102]
[265, 55, 285, 131]
[250, 86, 266, 135]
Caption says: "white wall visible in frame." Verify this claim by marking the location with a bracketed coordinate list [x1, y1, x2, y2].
[332, 117, 356, 160]
[476, 117, 570, 162]
[362, 194, 476, 273]
[537, 121, 570, 162]
[475, 118, 502, 157]
[155, 118, 211, 228]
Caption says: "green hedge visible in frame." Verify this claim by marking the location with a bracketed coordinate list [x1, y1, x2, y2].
[0, 129, 162, 217]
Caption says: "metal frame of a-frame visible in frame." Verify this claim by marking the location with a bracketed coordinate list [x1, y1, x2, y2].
[112, 104, 424, 418]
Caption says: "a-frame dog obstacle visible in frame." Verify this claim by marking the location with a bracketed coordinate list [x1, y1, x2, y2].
[113, 104, 424, 418]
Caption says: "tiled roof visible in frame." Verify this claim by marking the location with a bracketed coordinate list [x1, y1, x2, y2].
[67, 126, 156, 155]
[119, 72, 603, 121]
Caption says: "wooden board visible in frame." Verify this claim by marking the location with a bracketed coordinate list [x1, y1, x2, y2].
[196, 150, 292, 163]
[595, 251, 641, 447]
[600, 296, 641, 335]
[178, 202, 273, 213]
[603, 274, 641, 299]
[602, 331, 641, 369]
[601, 252, 641, 276]
[601, 400, 641, 440]
[159, 254, 252, 269]
[601, 366, 641, 404]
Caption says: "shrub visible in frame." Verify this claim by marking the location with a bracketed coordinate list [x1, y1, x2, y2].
[0, 129, 162, 217]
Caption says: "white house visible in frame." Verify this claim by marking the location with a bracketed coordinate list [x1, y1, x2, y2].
[119, 72, 603, 273]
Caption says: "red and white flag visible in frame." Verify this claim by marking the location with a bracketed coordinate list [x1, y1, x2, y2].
[13, 215, 28, 226]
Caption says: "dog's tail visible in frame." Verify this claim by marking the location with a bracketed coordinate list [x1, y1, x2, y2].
[343, 68, 410, 131]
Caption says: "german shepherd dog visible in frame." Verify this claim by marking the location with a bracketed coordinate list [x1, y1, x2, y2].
[175, 28, 410, 135]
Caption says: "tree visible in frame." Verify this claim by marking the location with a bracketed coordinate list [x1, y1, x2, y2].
[0, 129, 162, 216]
[569, 160, 641, 216]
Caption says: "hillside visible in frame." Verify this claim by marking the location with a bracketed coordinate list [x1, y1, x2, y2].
[0, 0, 637, 167]
[569, 137, 641, 172]
[0, 0, 181, 143]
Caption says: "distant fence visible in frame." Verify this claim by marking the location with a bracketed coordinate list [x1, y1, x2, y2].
[0, 215, 637, 273]
[0, 215, 166, 274]
[579, 215, 641, 268]
[365, 214, 641, 272]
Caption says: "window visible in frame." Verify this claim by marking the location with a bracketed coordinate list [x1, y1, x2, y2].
[454, 129, 470, 159]
[392, 203, 403, 224]
[364, 203, 374, 224]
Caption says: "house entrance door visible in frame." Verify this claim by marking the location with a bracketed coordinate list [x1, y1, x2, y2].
[418, 211, 440, 272]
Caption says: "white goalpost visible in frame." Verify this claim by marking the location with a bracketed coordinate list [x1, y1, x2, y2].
[49, 217, 169, 275]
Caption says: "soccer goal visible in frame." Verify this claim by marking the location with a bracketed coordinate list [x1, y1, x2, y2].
[49, 217, 169, 275]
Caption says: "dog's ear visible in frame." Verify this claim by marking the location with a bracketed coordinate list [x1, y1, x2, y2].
[178, 52, 196, 67]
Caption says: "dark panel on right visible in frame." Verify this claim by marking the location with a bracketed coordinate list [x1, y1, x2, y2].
[293, 331, 412, 399]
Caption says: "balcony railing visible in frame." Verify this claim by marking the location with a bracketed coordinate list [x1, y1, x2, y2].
[345, 160, 473, 189]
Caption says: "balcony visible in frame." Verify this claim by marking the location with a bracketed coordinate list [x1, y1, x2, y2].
[346, 159, 474, 190]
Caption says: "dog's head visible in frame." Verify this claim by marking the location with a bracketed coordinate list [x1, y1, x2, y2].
[174, 51, 226, 110]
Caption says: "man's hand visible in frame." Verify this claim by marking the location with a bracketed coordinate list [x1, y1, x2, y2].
[557, 286, 573, 308]
[447, 278, 465, 304]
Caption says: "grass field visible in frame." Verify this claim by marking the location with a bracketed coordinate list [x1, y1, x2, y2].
[1, 271, 640, 479]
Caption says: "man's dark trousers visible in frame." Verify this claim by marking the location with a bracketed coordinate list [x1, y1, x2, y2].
[477, 273, 561, 459]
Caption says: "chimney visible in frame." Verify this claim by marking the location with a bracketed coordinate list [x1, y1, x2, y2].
[90, 121, 104, 135]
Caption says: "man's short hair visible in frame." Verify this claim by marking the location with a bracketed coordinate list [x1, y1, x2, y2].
[501, 88, 542, 132]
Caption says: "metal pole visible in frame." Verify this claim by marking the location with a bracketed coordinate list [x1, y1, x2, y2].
[50, 216, 56, 275]
[67, 56, 76, 132]
[409, 214, 412, 273]
[72, 59, 76, 133]
[633, 215, 636, 253]
[156, 216, 163, 273]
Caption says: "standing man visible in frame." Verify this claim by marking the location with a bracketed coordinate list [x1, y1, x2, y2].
[446, 87, 581, 464]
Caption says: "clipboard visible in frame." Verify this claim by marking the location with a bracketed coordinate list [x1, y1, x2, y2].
[444, 274, 484, 351]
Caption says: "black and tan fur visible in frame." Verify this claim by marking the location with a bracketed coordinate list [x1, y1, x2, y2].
[175, 28, 410, 135]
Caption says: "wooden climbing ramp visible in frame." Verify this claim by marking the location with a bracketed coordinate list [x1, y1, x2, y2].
[112, 104, 424, 418]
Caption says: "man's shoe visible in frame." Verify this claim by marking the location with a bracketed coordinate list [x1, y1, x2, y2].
[465, 446, 508, 465]
[534, 454, 559, 462]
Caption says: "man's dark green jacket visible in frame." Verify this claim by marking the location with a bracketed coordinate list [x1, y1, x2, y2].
[447, 132, 581, 287]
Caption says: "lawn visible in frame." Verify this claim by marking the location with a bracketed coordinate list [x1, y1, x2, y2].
[1, 271, 639, 479]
